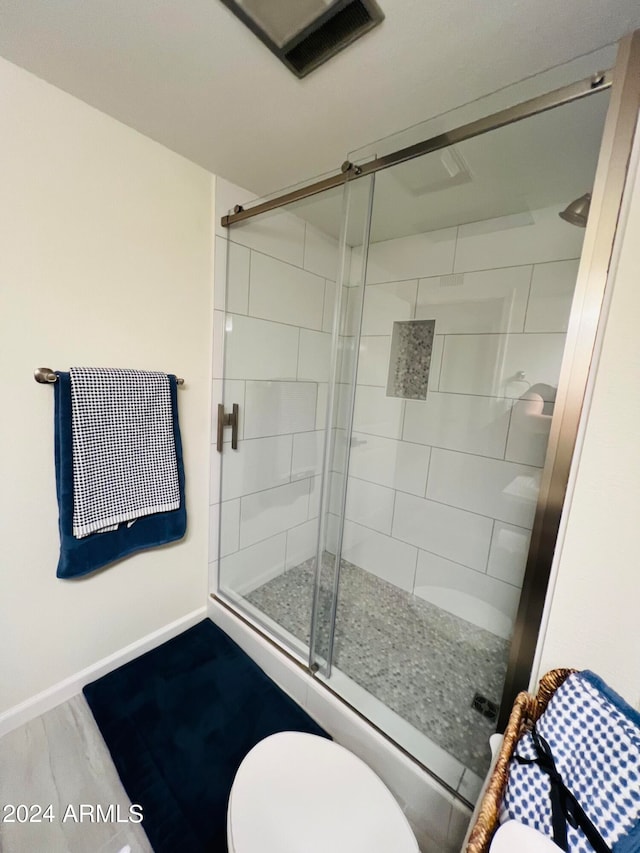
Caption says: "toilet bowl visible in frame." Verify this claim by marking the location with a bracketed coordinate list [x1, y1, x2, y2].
[227, 731, 419, 853]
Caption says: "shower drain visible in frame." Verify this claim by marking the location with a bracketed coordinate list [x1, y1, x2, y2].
[471, 692, 499, 722]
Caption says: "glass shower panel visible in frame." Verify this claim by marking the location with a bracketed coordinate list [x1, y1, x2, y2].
[321, 89, 610, 794]
[307, 175, 375, 672]
[216, 179, 372, 663]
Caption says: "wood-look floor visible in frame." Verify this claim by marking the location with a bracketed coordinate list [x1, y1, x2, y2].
[0, 696, 153, 853]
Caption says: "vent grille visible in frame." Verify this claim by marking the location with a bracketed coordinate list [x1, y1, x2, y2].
[220, 0, 384, 78]
[285, 1, 377, 76]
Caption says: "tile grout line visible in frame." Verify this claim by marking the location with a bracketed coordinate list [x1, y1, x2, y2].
[522, 263, 536, 334]
[225, 237, 325, 282]
[346, 431, 544, 468]
[485, 519, 496, 574]
[295, 327, 301, 381]
[245, 245, 253, 314]
[221, 470, 316, 505]
[400, 398, 408, 443]
[503, 404, 514, 461]
[225, 232, 581, 280]
[451, 225, 460, 275]
[423, 446, 432, 499]
[302, 222, 307, 271]
[220, 426, 542, 475]
[283, 528, 289, 571]
[321, 279, 328, 332]
[390, 488, 399, 538]
[289, 427, 295, 485]
[437, 334, 446, 391]
[235, 494, 241, 556]
[411, 546, 420, 596]
[316, 514, 517, 584]
[223, 462, 534, 536]
[241, 380, 247, 441]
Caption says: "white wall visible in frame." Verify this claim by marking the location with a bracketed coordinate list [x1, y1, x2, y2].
[536, 118, 640, 709]
[332, 209, 584, 639]
[209, 178, 342, 596]
[0, 57, 213, 715]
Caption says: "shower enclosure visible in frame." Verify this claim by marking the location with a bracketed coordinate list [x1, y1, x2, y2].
[211, 34, 640, 803]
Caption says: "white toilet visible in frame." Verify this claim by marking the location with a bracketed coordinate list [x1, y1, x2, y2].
[227, 731, 419, 853]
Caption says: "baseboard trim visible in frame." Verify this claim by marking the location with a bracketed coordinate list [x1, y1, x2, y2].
[0, 606, 207, 738]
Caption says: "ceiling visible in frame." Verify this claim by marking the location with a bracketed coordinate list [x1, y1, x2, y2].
[0, 0, 639, 200]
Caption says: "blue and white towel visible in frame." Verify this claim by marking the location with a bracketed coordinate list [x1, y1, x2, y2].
[70, 367, 180, 538]
[502, 671, 640, 853]
[54, 371, 186, 578]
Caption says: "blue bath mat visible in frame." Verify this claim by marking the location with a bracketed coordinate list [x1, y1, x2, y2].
[83, 618, 328, 852]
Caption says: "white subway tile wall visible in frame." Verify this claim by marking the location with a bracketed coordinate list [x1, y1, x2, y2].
[285, 519, 319, 569]
[213, 236, 250, 313]
[348, 432, 431, 496]
[243, 380, 317, 438]
[357, 336, 393, 386]
[524, 259, 581, 333]
[392, 491, 494, 572]
[352, 385, 405, 438]
[239, 475, 311, 549]
[413, 549, 521, 640]
[227, 209, 305, 267]
[416, 265, 532, 334]
[322, 280, 337, 332]
[212, 201, 583, 639]
[438, 332, 566, 398]
[220, 434, 292, 501]
[341, 520, 418, 591]
[223, 314, 299, 381]
[361, 280, 418, 334]
[340, 204, 583, 638]
[219, 533, 287, 596]
[364, 227, 458, 283]
[212, 208, 343, 599]
[304, 222, 342, 280]
[425, 448, 541, 529]
[453, 207, 584, 272]
[249, 251, 325, 329]
[487, 521, 532, 587]
[298, 329, 333, 382]
[344, 476, 396, 534]
[291, 430, 326, 481]
[403, 393, 511, 458]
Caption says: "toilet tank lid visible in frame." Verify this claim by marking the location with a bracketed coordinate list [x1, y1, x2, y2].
[228, 731, 419, 853]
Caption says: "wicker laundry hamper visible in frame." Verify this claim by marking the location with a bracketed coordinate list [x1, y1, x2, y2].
[465, 668, 577, 853]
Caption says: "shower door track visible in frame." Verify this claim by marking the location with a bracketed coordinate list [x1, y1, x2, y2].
[220, 69, 613, 228]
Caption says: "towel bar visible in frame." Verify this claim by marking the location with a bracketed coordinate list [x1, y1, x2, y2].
[34, 367, 185, 385]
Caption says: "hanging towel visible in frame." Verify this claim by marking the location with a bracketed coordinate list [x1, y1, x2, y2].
[502, 670, 640, 853]
[69, 367, 180, 537]
[54, 371, 186, 578]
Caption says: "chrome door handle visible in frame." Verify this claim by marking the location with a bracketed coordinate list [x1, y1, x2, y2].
[217, 403, 239, 452]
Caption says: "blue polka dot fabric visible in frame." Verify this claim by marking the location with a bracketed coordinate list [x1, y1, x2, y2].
[502, 671, 640, 852]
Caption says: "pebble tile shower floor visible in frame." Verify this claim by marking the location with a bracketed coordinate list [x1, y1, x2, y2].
[247, 557, 509, 778]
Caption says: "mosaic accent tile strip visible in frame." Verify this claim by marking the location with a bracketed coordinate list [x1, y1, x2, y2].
[247, 555, 509, 778]
[386, 319, 435, 400]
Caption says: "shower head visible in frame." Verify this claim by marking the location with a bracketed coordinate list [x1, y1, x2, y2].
[559, 193, 591, 228]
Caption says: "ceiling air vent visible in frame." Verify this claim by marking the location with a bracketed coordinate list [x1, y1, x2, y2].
[220, 0, 384, 78]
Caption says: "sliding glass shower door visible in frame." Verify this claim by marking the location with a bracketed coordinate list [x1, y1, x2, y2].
[213, 49, 625, 800]
[311, 87, 610, 792]
[215, 178, 373, 664]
